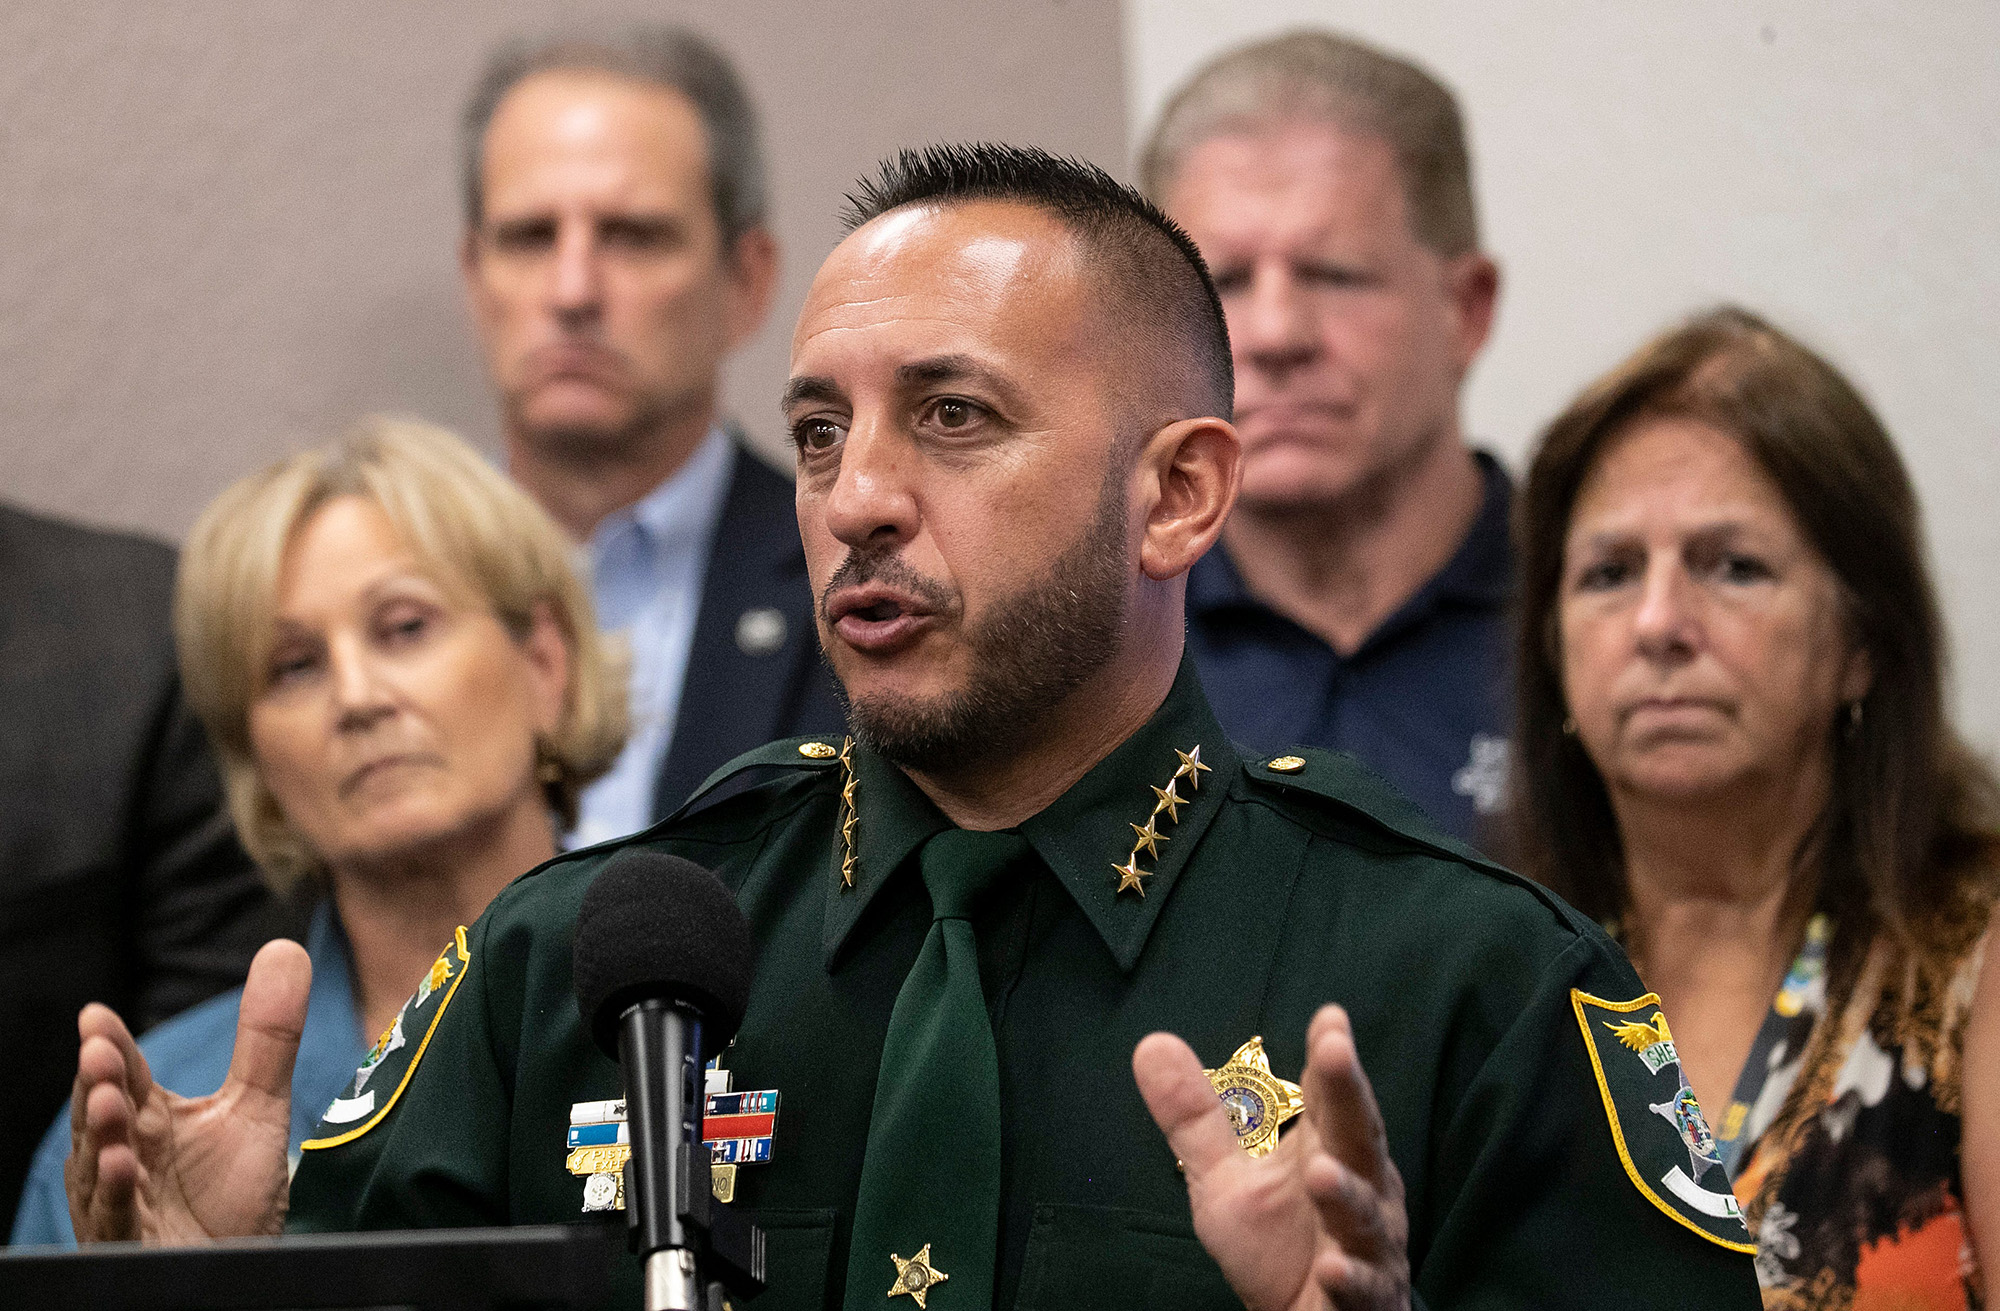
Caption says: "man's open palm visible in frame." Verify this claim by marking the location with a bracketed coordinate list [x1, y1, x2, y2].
[66, 939, 310, 1244]
[1135, 1004, 1412, 1311]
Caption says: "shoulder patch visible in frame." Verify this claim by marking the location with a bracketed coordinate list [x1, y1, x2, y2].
[301, 927, 471, 1150]
[1570, 989, 1756, 1252]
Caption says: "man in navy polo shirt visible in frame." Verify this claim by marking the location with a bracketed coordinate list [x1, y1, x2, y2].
[1141, 30, 1512, 846]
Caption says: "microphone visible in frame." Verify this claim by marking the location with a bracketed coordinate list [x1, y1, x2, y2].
[574, 850, 764, 1311]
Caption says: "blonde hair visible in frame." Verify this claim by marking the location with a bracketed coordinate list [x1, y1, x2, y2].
[1139, 29, 1480, 258]
[175, 417, 628, 892]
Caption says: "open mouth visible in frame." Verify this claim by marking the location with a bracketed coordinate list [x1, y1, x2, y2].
[827, 586, 934, 654]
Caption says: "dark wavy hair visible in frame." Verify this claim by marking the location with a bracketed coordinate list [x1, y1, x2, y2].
[1510, 306, 1998, 975]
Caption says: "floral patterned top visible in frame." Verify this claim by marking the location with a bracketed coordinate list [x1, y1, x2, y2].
[1735, 898, 1992, 1310]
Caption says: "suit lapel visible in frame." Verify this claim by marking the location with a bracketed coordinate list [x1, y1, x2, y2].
[650, 438, 827, 818]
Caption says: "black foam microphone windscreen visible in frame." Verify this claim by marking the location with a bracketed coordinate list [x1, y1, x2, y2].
[572, 849, 755, 1057]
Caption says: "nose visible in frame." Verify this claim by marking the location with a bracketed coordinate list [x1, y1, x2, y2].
[328, 635, 396, 734]
[1233, 261, 1319, 383]
[820, 412, 921, 555]
[1631, 561, 1699, 665]
[549, 219, 603, 327]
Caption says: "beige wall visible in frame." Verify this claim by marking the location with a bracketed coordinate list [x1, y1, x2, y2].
[1127, 0, 2000, 754]
[0, 0, 1127, 539]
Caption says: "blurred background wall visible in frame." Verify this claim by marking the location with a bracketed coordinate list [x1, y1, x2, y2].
[1127, 0, 2000, 754]
[2, 0, 1996, 753]
[0, 0, 1126, 531]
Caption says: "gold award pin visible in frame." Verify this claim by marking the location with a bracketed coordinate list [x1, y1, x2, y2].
[1203, 1036, 1304, 1158]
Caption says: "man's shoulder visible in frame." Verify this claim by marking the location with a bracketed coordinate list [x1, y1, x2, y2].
[0, 502, 177, 614]
[497, 736, 846, 917]
[1223, 743, 1590, 935]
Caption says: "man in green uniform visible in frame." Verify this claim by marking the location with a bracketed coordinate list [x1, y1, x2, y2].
[67, 145, 1759, 1309]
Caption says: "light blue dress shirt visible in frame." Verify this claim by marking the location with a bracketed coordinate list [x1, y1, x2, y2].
[9, 902, 366, 1248]
[569, 424, 735, 848]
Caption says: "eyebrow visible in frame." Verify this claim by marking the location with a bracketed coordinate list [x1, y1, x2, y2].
[781, 376, 844, 410]
[782, 354, 1027, 414]
[893, 354, 1021, 408]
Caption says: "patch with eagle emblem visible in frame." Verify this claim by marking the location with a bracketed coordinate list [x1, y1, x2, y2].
[1571, 990, 1756, 1252]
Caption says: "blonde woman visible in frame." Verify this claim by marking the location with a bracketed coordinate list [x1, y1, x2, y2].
[15, 418, 625, 1246]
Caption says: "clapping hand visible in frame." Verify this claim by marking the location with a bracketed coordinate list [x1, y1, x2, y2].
[1135, 1004, 1411, 1311]
[66, 938, 311, 1244]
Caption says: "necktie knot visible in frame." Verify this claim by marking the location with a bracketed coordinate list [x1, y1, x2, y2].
[919, 828, 1029, 922]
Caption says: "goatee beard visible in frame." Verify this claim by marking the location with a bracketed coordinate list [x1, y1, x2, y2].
[830, 469, 1130, 776]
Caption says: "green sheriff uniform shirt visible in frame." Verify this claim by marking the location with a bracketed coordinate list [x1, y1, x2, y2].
[288, 660, 1759, 1309]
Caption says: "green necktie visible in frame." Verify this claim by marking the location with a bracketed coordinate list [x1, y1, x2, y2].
[842, 827, 1028, 1311]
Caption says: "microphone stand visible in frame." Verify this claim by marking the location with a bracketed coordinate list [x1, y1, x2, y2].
[619, 998, 765, 1311]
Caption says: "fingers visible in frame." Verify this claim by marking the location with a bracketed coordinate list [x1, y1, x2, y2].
[1302, 1006, 1396, 1194]
[1133, 1031, 1246, 1182]
[226, 939, 311, 1101]
[67, 1004, 148, 1240]
[1303, 1150, 1397, 1265]
[71, 1062, 143, 1242]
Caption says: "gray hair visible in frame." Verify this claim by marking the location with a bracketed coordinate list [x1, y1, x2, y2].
[1139, 30, 1479, 258]
[459, 25, 768, 244]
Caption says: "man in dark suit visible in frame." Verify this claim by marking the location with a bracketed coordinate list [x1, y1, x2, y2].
[0, 503, 284, 1233]
[457, 26, 842, 839]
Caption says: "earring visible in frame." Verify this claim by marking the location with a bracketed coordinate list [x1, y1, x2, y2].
[1561, 716, 1578, 737]
[1845, 700, 1864, 739]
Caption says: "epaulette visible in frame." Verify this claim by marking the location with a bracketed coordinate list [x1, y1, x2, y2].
[667, 733, 849, 824]
[1239, 746, 1504, 875]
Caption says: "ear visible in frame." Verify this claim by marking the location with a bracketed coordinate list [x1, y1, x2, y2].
[722, 226, 781, 351]
[1135, 416, 1241, 582]
[519, 600, 573, 739]
[1444, 252, 1500, 375]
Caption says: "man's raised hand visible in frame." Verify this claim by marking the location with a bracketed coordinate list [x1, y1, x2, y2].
[66, 938, 311, 1244]
[1134, 1004, 1411, 1311]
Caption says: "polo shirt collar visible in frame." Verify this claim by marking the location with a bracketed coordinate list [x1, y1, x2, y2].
[821, 655, 1236, 973]
[1188, 449, 1515, 639]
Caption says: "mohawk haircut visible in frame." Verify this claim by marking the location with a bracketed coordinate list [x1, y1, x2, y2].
[842, 143, 1233, 420]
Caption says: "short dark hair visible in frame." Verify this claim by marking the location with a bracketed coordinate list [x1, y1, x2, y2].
[843, 143, 1234, 419]
[460, 25, 767, 244]
[1511, 306, 2000, 985]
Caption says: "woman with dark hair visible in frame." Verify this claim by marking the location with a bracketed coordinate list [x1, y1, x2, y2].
[1512, 306, 1999, 1307]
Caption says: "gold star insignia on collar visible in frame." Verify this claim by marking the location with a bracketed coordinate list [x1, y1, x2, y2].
[1203, 1036, 1305, 1158]
[1112, 746, 1208, 897]
[888, 1243, 949, 1307]
[1129, 817, 1168, 859]
[1173, 745, 1212, 790]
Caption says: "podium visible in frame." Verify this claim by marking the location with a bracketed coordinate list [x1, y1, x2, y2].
[0, 1223, 625, 1310]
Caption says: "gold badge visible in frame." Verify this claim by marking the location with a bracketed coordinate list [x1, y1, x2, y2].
[888, 1243, 949, 1307]
[1265, 755, 1306, 775]
[1204, 1037, 1304, 1157]
[799, 741, 839, 759]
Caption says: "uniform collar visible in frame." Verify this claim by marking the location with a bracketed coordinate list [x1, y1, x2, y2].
[821, 656, 1237, 973]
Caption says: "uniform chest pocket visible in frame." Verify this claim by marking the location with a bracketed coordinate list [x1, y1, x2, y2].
[742, 1207, 836, 1311]
[1013, 1203, 1239, 1310]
